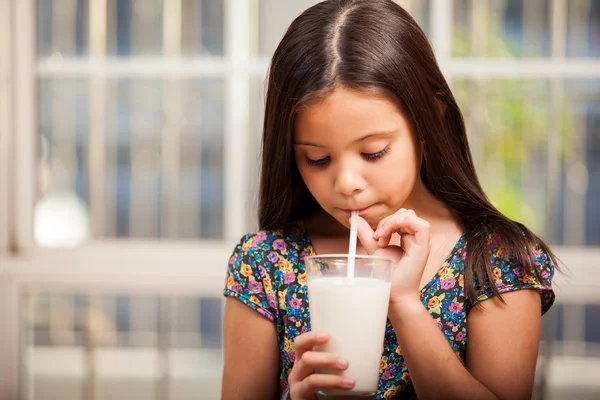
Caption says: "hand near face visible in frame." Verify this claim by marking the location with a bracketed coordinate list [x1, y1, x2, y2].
[354, 209, 431, 305]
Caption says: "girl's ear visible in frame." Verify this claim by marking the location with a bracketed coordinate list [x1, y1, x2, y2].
[435, 90, 447, 117]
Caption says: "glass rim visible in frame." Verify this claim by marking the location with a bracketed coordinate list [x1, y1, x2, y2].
[304, 254, 394, 263]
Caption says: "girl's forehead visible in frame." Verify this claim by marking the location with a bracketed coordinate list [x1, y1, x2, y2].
[294, 87, 409, 140]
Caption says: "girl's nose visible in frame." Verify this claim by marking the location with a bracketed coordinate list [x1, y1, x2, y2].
[333, 165, 366, 196]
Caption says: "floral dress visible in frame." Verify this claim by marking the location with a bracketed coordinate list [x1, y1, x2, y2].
[223, 222, 555, 399]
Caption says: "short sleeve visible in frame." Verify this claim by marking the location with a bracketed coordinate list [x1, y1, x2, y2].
[476, 237, 556, 315]
[223, 233, 279, 321]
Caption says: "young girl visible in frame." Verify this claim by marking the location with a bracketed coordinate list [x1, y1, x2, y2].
[222, 0, 557, 399]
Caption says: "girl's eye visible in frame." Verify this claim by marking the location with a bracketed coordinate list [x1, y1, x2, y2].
[304, 156, 330, 167]
[362, 146, 390, 161]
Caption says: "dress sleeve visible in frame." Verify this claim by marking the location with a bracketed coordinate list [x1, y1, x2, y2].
[476, 236, 556, 315]
[223, 233, 279, 321]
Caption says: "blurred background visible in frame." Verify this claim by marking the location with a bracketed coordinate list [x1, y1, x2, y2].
[0, 0, 598, 399]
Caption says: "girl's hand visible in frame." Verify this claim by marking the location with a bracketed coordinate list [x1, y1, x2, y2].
[354, 209, 431, 305]
[288, 331, 355, 399]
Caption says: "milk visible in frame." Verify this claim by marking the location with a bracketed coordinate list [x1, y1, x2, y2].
[307, 276, 391, 395]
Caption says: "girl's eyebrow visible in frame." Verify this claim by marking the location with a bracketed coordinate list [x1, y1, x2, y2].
[293, 130, 398, 148]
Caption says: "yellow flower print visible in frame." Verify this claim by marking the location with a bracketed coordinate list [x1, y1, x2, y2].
[278, 258, 291, 272]
[298, 272, 307, 285]
[264, 278, 272, 293]
[439, 265, 449, 278]
[227, 276, 235, 288]
[384, 389, 398, 399]
[241, 263, 253, 277]
[278, 291, 286, 306]
[523, 274, 535, 284]
[493, 267, 502, 280]
[250, 296, 261, 306]
[242, 239, 253, 252]
[428, 296, 441, 309]
[284, 337, 292, 352]
[459, 274, 464, 288]
[380, 359, 387, 371]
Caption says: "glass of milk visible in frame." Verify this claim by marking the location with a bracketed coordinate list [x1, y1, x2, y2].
[305, 254, 393, 398]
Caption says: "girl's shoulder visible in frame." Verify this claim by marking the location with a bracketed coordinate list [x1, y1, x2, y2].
[231, 222, 312, 261]
[475, 231, 556, 314]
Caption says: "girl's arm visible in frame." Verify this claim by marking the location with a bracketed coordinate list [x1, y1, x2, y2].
[222, 298, 281, 400]
[389, 288, 541, 400]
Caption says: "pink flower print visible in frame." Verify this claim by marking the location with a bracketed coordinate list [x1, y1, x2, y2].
[233, 283, 241, 292]
[456, 331, 466, 341]
[258, 265, 267, 277]
[267, 295, 277, 309]
[446, 321, 454, 327]
[288, 298, 301, 309]
[542, 270, 550, 279]
[255, 232, 267, 242]
[441, 277, 456, 290]
[289, 351, 296, 362]
[228, 255, 236, 264]
[514, 267, 525, 277]
[301, 326, 308, 334]
[284, 272, 296, 284]
[437, 321, 443, 330]
[248, 280, 263, 293]
[381, 364, 395, 380]
[449, 302, 463, 313]
[268, 251, 279, 263]
[273, 239, 287, 251]
[299, 251, 308, 261]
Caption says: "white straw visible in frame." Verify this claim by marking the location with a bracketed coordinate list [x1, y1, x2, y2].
[347, 210, 359, 280]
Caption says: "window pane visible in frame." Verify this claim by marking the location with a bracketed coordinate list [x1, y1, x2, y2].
[564, 79, 600, 245]
[37, 0, 89, 57]
[452, 0, 551, 58]
[254, 0, 316, 58]
[566, 0, 600, 58]
[36, 78, 225, 244]
[181, 0, 225, 56]
[106, 0, 164, 57]
[453, 78, 600, 246]
[453, 79, 556, 240]
[25, 292, 223, 400]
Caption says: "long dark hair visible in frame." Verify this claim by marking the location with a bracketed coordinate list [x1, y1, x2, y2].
[258, 0, 558, 304]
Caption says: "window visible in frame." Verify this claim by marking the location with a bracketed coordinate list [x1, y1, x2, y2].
[1, 1, 599, 399]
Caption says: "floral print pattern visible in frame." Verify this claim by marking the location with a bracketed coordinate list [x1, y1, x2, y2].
[223, 223, 555, 399]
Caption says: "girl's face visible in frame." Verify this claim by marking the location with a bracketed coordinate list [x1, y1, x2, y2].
[294, 87, 424, 230]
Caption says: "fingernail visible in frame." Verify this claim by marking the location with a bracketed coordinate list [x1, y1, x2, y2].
[378, 238, 385, 246]
[317, 332, 328, 340]
[337, 358, 348, 368]
[343, 378, 355, 388]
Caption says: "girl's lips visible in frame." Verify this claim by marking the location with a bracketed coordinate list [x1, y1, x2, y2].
[341, 205, 373, 215]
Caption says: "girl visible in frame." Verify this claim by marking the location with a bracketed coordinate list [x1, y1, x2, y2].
[222, 0, 557, 399]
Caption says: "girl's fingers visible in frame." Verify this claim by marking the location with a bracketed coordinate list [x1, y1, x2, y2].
[293, 331, 330, 362]
[375, 212, 429, 248]
[355, 216, 379, 254]
[292, 373, 356, 399]
[290, 350, 350, 383]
